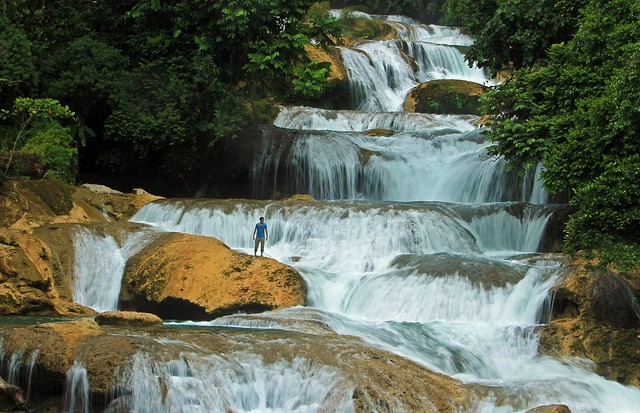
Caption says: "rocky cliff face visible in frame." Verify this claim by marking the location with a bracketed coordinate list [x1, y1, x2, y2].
[0, 179, 160, 317]
[0, 178, 307, 320]
[540, 262, 640, 386]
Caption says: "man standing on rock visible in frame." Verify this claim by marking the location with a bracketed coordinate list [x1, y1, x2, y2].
[253, 216, 268, 257]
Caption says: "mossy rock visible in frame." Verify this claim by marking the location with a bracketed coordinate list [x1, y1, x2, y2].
[338, 13, 395, 44]
[365, 128, 394, 137]
[403, 80, 489, 115]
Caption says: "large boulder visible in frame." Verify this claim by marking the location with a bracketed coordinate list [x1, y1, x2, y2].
[539, 264, 640, 385]
[403, 79, 488, 115]
[0, 227, 94, 316]
[121, 232, 306, 320]
[0, 318, 105, 385]
[0, 178, 160, 317]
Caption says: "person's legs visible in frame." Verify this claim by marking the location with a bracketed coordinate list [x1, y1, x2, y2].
[254, 238, 265, 257]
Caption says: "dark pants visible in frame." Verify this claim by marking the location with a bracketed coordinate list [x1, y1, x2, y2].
[254, 237, 265, 255]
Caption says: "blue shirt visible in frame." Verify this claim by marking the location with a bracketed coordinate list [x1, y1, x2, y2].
[255, 222, 267, 238]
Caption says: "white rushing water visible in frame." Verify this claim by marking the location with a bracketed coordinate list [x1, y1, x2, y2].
[267, 109, 547, 203]
[115, 351, 354, 413]
[64, 361, 90, 413]
[73, 227, 154, 311]
[67, 8, 640, 413]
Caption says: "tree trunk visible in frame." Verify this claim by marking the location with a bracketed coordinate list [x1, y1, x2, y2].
[0, 376, 25, 407]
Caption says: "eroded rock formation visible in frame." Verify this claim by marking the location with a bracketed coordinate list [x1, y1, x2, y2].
[540, 262, 640, 386]
[121, 232, 306, 320]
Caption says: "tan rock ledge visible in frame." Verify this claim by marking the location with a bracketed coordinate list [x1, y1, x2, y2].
[95, 310, 163, 326]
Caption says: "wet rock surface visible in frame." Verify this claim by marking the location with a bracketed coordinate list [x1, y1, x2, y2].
[94, 311, 163, 327]
[403, 79, 488, 115]
[540, 262, 640, 386]
[526, 405, 572, 413]
[0, 319, 474, 412]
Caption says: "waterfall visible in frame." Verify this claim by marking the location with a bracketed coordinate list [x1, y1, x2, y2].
[261, 112, 548, 203]
[73, 227, 154, 312]
[26, 350, 38, 401]
[0, 343, 39, 406]
[341, 44, 417, 112]
[335, 10, 494, 112]
[64, 361, 90, 413]
[113, 352, 354, 413]
[7, 350, 23, 384]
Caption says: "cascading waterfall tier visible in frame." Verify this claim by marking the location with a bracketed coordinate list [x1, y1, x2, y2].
[331, 9, 493, 112]
[263, 108, 547, 203]
[73, 225, 157, 312]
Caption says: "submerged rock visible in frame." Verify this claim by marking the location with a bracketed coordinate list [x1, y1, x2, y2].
[121, 232, 306, 320]
[526, 405, 572, 413]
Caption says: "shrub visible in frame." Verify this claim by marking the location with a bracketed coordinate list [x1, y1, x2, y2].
[21, 122, 77, 183]
[564, 156, 640, 273]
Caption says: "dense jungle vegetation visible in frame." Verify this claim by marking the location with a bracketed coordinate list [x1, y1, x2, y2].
[0, 0, 638, 271]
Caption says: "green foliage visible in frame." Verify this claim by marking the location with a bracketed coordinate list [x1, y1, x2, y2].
[21, 122, 77, 183]
[292, 61, 331, 99]
[2, 0, 341, 191]
[1, 97, 76, 181]
[41, 36, 128, 124]
[442, 0, 497, 28]
[0, 14, 37, 105]
[1, 97, 74, 152]
[480, 0, 640, 270]
[564, 156, 640, 273]
[445, 0, 587, 75]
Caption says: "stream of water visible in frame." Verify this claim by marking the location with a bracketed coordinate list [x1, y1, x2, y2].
[67, 10, 640, 412]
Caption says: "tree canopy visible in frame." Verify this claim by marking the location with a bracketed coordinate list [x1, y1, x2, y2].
[1, 0, 340, 191]
[464, 0, 640, 271]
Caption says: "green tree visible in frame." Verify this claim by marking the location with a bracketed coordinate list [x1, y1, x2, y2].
[480, 0, 640, 270]
[444, 0, 587, 76]
[564, 156, 640, 273]
[0, 14, 37, 109]
[3, 0, 340, 192]
[1, 97, 76, 182]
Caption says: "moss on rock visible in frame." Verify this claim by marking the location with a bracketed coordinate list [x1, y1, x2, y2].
[403, 80, 488, 115]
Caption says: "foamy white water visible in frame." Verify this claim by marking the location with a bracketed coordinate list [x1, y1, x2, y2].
[73, 227, 154, 311]
[118, 352, 354, 413]
[259, 118, 548, 203]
